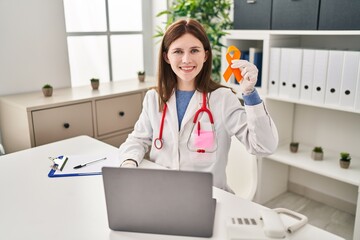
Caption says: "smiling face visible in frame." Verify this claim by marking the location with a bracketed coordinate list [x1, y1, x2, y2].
[164, 33, 208, 91]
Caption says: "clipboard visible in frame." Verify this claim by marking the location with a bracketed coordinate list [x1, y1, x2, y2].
[48, 152, 121, 178]
[48, 168, 102, 178]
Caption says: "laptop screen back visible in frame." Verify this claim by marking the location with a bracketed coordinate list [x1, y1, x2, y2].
[102, 167, 216, 237]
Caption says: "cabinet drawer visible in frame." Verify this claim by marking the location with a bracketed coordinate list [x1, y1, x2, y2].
[32, 102, 94, 146]
[100, 130, 132, 148]
[318, 0, 360, 30]
[233, 0, 272, 30]
[272, 0, 320, 30]
[95, 93, 142, 136]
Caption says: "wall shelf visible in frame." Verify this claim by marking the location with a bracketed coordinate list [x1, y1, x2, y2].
[265, 95, 360, 115]
[268, 144, 360, 187]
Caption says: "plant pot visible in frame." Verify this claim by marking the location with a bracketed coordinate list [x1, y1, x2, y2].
[290, 143, 299, 153]
[91, 81, 99, 90]
[311, 151, 323, 160]
[42, 88, 53, 97]
[339, 160, 350, 169]
[138, 75, 145, 82]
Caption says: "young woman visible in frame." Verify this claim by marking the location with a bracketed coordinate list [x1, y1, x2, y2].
[119, 18, 278, 192]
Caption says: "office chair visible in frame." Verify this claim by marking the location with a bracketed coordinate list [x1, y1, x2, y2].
[0, 143, 4, 156]
[226, 136, 258, 200]
[0, 130, 4, 155]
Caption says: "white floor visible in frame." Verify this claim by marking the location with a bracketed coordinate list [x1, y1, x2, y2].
[263, 191, 355, 240]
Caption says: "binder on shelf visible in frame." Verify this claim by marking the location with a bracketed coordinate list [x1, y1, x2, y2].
[325, 50, 344, 106]
[278, 48, 291, 98]
[48, 153, 121, 178]
[268, 48, 281, 96]
[300, 49, 315, 101]
[288, 49, 303, 100]
[279, 48, 302, 99]
[339, 51, 360, 108]
[242, 50, 250, 61]
[311, 50, 329, 104]
[355, 62, 360, 112]
[249, 47, 263, 87]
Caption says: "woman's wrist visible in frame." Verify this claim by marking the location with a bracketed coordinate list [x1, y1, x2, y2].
[242, 88, 262, 106]
[120, 159, 138, 168]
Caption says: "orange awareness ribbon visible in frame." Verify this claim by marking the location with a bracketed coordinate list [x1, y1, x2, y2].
[223, 45, 243, 83]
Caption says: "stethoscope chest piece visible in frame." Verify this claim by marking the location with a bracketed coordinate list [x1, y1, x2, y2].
[154, 138, 163, 150]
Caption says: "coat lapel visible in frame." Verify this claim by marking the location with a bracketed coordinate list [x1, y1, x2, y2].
[166, 92, 179, 138]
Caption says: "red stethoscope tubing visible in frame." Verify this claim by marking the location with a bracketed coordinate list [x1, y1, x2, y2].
[193, 92, 214, 124]
[154, 92, 213, 150]
[154, 103, 167, 149]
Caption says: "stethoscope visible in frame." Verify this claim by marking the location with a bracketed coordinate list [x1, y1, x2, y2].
[154, 92, 216, 153]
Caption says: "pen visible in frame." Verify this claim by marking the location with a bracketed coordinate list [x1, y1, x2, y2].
[73, 157, 107, 169]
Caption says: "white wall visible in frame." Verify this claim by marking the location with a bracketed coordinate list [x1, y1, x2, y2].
[0, 0, 71, 96]
[293, 105, 360, 157]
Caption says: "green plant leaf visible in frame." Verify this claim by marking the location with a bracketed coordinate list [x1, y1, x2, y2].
[156, 10, 171, 17]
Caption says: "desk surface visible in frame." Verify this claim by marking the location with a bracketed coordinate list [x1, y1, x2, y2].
[0, 136, 344, 240]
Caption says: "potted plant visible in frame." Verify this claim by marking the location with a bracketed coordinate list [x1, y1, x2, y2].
[137, 71, 145, 82]
[311, 146, 323, 160]
[90, 78, 99, 90]
[42, 84, 53, 97]
[339, 152, 351, 169]
[290, 142, 299, 153]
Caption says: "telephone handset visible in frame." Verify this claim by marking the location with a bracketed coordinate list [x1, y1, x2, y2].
[227, 208, 308, 239]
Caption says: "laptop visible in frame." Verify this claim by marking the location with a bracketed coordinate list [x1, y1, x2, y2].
[102, 167, 216, 237]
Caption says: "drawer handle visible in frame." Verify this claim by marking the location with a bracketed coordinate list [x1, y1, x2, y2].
[63, 123, 70, 129]
[119, 111, 125, 117]
[246, 0, 256, 3]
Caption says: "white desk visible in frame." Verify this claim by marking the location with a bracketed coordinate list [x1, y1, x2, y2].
[0, 136, 344, 240]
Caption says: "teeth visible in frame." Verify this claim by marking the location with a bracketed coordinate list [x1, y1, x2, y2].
[182, 67, 193, 70]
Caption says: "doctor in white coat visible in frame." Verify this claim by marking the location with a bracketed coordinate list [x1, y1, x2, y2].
[119, 19, 278, 192]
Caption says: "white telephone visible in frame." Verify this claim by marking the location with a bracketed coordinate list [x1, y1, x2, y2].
[226, 208, 308, 240]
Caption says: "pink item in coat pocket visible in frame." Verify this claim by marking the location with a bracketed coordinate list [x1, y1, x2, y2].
[194, 130, 214, 149]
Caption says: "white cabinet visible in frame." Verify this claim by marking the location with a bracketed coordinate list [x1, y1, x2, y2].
[0, 79, 155, 153]
[222, 30, 360, 239]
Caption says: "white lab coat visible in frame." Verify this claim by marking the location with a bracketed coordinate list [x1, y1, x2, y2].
[119, 88, 278, 191]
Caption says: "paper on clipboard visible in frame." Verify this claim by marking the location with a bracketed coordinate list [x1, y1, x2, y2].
[48, 151, 121, 178]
